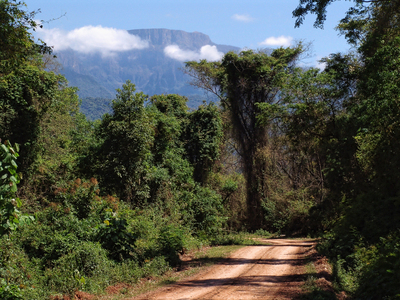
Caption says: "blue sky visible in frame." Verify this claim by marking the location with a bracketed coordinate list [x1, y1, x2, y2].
[26, 0, 354, 67]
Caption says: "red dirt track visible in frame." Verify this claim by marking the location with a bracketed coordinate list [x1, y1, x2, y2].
[132, 238, 316, 300]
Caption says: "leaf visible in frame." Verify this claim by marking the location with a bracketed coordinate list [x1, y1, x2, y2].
[10, 160, 17, 169]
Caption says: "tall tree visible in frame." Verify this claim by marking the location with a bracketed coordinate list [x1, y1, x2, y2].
[0, 0, 51, 70]
[185, 102, 223, 184]
[0, 0, 60, 174]
[293, 1, 400, 297]
[257, 53, 360, 231]
[93, 81, 154, 203]
[185, 48, 302, 229]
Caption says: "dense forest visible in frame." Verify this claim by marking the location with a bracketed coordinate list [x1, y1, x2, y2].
[1, 0, 399, 298]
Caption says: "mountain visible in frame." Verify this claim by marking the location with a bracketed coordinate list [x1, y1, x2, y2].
[56, 29, 240, 110]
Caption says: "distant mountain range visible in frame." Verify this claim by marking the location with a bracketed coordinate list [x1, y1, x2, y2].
[55, 29, 240, 117]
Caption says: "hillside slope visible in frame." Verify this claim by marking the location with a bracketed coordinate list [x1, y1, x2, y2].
[56, 29, 240, 100]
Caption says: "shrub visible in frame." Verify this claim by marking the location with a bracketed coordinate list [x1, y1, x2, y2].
[0, 238, 28, 300]
[42, 241, 111, 295]
[355, 234, 400, 299]
[53, 178, 99, 219]
[19, 208, 94, 263]
[0, 281, 24, 300]
[157, 223, 187, 266]
[210, 232, 254, 246]
[95, 208, 137, 261]
[141, 256, 171, 277]
[185, 185, 226, 237]
[0, 141, 34, 236]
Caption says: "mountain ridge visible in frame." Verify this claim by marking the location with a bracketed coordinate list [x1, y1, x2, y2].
[56, 28, 240, 116]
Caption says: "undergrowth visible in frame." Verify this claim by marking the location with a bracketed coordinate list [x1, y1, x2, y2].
[0, 178, 254, 299]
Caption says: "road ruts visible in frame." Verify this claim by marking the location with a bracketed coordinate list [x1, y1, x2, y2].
[132, 239, 316, 300]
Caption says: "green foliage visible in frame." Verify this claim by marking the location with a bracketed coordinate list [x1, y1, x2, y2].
[254, 229, 272, 238]
[292, 0, 369, 32]
[42, 241, 111, 295]
[209, 232, 256, 246]
[80, 97, 112, 121]
[0, 141, 33, 235]
[157, 223, 186, 266]
[185, 102, 223, 183]
[150, 93, 188, 119]
[295, 1, 400, 297]
[0, 2, 240, 299]
[0, 1, 60, 174]
[0, 64, 62, 173]
[261, 190, 314, 235]
[0, 280, 24, 300]
[319, 231, 400, 298]
[54, 178, 99, 220]
[355, 234, 400, 299]
[184, 185, 226, 237]
[0, 141, 20, 234]
[0, 0, 52, 71]
[96, 208, 137, 261]
[0, 234, 33, 299]
[6, 191, 173, 297]
[206, 172, 247, 230]
[93, 80, 154, 202]
[353, 36, 400, 194]
[4, 0, 400, 297]
[149, 94, 188, 167]
[185, 47, 304, 230]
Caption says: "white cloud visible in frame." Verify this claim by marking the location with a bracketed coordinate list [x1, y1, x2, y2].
[259, 36, 293, 47]
[231, 14, 254, 22]
[164, 45, 223, 62]
[36, 25, 149, 56]
[316, 57, 327, 71]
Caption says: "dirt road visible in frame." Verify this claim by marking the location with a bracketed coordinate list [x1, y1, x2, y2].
[133, 238, 316, 300]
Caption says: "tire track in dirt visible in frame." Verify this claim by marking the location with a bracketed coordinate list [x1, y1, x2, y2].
[132, 238, 316, 300]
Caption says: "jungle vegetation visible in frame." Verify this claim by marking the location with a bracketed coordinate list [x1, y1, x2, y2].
[1, 0, 399, 298]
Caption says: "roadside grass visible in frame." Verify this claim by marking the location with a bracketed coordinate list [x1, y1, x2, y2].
[296, 253, 340, 300]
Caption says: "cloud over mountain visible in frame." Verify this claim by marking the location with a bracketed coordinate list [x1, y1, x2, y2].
[164, 45, 223, 62]
[37, 25, 149, 56]
[259, 36, 293, 47]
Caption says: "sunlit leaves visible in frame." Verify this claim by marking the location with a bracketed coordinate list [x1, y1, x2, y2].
[94, 81, 154, 203]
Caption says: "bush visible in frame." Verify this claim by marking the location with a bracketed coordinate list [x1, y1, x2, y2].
[157, 223, 187, 266]
[128, 210, 160, 260]
[355, 234, 400, 299]
[19, 208, 94, 263]
[254, 229, 272, 238]
[43, 241, 111, 295]
[141, 256, 171, 277]
[261, 188, 314, 235]
[185, 185, 226, 237]
[206, 172, 247, 231]
[0, 281, 24, 300]
[319, 225, 400, 299]
[95, 208, 137, 261]
[0, 238, 28, 300]
[210, 232, 254, 246]
[53, 178, 100, 219]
